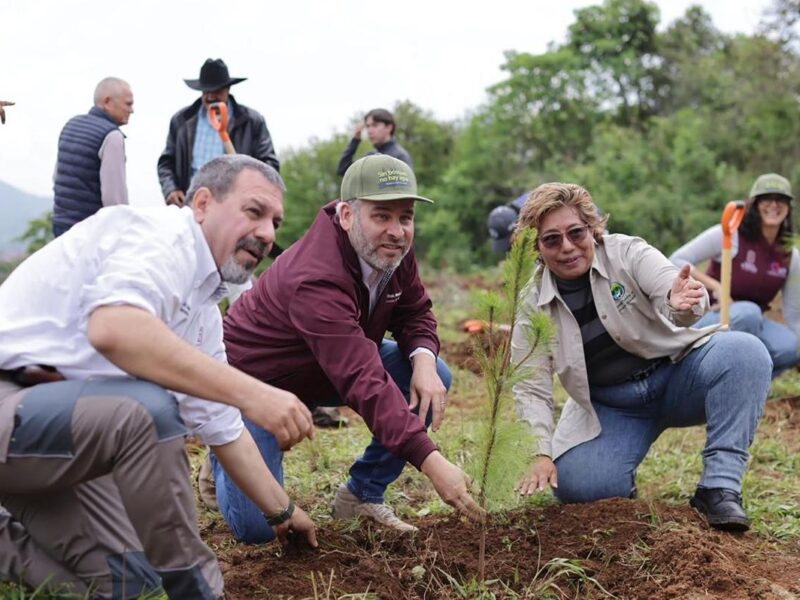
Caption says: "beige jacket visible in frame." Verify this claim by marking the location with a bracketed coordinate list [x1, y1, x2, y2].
[511, 234, 718, 459]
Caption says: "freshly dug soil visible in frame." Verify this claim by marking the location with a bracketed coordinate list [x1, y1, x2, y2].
[204, 498, 800, 599]
[442, 327, 509, 376]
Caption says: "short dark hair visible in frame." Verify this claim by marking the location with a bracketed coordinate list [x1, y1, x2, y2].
[365, 108, 395, 136]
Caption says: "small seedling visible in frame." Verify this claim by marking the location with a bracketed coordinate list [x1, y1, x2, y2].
[466, 227, 554, 580]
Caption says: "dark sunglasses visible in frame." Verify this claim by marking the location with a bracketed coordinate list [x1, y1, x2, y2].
[539, 225, 591, 250]
[756, 195, 792, 206]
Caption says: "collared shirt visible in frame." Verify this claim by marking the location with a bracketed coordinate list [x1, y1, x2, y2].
[511, 234, 717, 460]
[191, 100, 232, 175]
[0, 205, 244, 447]
[357, 256, 435, 362]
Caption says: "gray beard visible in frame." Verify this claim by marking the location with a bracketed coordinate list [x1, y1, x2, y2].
[220, 256, 253, 284]
[349, 217, 409, 272]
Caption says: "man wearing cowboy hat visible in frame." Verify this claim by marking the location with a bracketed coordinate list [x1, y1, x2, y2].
[157, 58, 279, 207]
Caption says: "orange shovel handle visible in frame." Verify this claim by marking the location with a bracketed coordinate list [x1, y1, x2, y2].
[719, 200, 745, 327]
[721, 201, 745, 249]
[207, 102, 233, 147]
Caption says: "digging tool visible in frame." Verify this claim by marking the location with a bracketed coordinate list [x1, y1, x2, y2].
[207, 102, 236, 155]
[720, 200, 745, 327]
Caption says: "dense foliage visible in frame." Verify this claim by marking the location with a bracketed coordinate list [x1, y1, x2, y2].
[275, 0, 800, 270]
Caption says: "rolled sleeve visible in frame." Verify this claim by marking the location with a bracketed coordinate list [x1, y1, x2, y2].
[178, 394, 244, 446]
[627, 236, 707, 326]
[409, 347, 435, 361]
[181, 306, 245, 446]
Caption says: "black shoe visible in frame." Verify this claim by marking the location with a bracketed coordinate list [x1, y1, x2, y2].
[689, 487, 750, 532]
[312, 407, 349, 428]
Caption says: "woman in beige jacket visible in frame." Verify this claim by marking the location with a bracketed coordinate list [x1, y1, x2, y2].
[511, 182, 770, 532]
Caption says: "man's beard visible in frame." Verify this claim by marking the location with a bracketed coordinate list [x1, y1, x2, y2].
[349, 214, 410, 272]
[220, 237, 267, 284]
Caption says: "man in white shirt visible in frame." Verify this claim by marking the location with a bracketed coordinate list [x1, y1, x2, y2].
[0, 155, 316, 599]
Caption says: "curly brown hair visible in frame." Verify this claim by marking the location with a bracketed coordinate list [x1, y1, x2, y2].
[517, 182, 607, 246]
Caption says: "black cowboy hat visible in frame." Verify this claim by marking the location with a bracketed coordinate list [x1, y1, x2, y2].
[184, 59, 247, 92]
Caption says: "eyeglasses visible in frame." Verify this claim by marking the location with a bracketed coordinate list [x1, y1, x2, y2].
[539, 225, 591, 250]
[756, 195, 791, 207]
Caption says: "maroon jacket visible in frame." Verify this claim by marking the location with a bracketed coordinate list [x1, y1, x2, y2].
[223, 202, 440, 469]
[706, 234, 790, 311]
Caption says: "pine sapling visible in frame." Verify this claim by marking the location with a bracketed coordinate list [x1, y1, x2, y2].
[467, 227, 554, 581]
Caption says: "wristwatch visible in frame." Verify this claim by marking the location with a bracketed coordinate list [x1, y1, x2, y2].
[264, 499, 295, 526]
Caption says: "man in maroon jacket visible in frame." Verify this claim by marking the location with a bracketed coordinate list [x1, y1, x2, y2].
[217, 155, 481, 539]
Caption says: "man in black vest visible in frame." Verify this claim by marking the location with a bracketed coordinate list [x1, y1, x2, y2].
[52, 78, 134, 237]
[157, 58, 280, 208]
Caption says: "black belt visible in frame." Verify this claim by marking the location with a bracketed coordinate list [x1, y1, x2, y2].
[627, 357, 668, 382]
[0, 366, 65, 387]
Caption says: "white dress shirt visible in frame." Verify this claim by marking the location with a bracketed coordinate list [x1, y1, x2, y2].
[0, 205, 244, 446]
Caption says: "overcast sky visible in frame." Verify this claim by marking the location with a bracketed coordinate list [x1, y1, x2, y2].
[1, 0, 768, 207]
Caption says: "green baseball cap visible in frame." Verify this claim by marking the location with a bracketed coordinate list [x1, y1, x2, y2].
[341, 155, 433, 203]
[749, 173, 793, 200]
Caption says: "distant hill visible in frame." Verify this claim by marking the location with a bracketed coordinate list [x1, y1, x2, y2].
[0, 181, 52, 258]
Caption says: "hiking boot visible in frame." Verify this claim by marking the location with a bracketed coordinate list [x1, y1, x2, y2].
[332, 484, 417, 533]
[690, 487, 750, 532]
[312, 406, 349, 428]
[197, 454, 218, 511]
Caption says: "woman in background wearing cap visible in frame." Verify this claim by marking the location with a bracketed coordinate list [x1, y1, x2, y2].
[670, 173, 799, 376]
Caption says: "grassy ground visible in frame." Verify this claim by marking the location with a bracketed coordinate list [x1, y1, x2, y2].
[276, 366, 800, 545]
[2, 267, 799, 598]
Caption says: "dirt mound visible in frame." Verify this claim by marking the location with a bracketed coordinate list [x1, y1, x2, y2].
[207, 498, 800, 599]
[442, 327, 508, 376]
[763, 395, 800, 428]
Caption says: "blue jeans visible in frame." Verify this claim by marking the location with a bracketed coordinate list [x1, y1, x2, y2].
[695, 300, 800, 377]
[211, 340, 452, 544]
[554, 332, 770, 504]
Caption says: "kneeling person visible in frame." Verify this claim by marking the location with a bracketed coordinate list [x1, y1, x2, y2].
[220, 155, 481, 540]
[0, 155, 316, 599]
[512, 183, 770, 532]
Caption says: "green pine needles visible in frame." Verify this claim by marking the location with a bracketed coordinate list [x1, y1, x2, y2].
[466, 227, 554, 579]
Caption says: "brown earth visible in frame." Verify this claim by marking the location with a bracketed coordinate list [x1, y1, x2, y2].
[442, 326, 509, 376]
[762, 395, 800, 429]
[205, 277, 800, 598]
[204, 498, 800, 599]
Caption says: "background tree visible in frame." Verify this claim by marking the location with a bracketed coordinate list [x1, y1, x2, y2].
[15, 0, 792, 275]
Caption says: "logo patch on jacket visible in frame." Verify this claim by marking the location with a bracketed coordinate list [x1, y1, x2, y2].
[767, 261, 787, 278]
[385, 291, 402, 303]
[610, 281, 635, 311]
